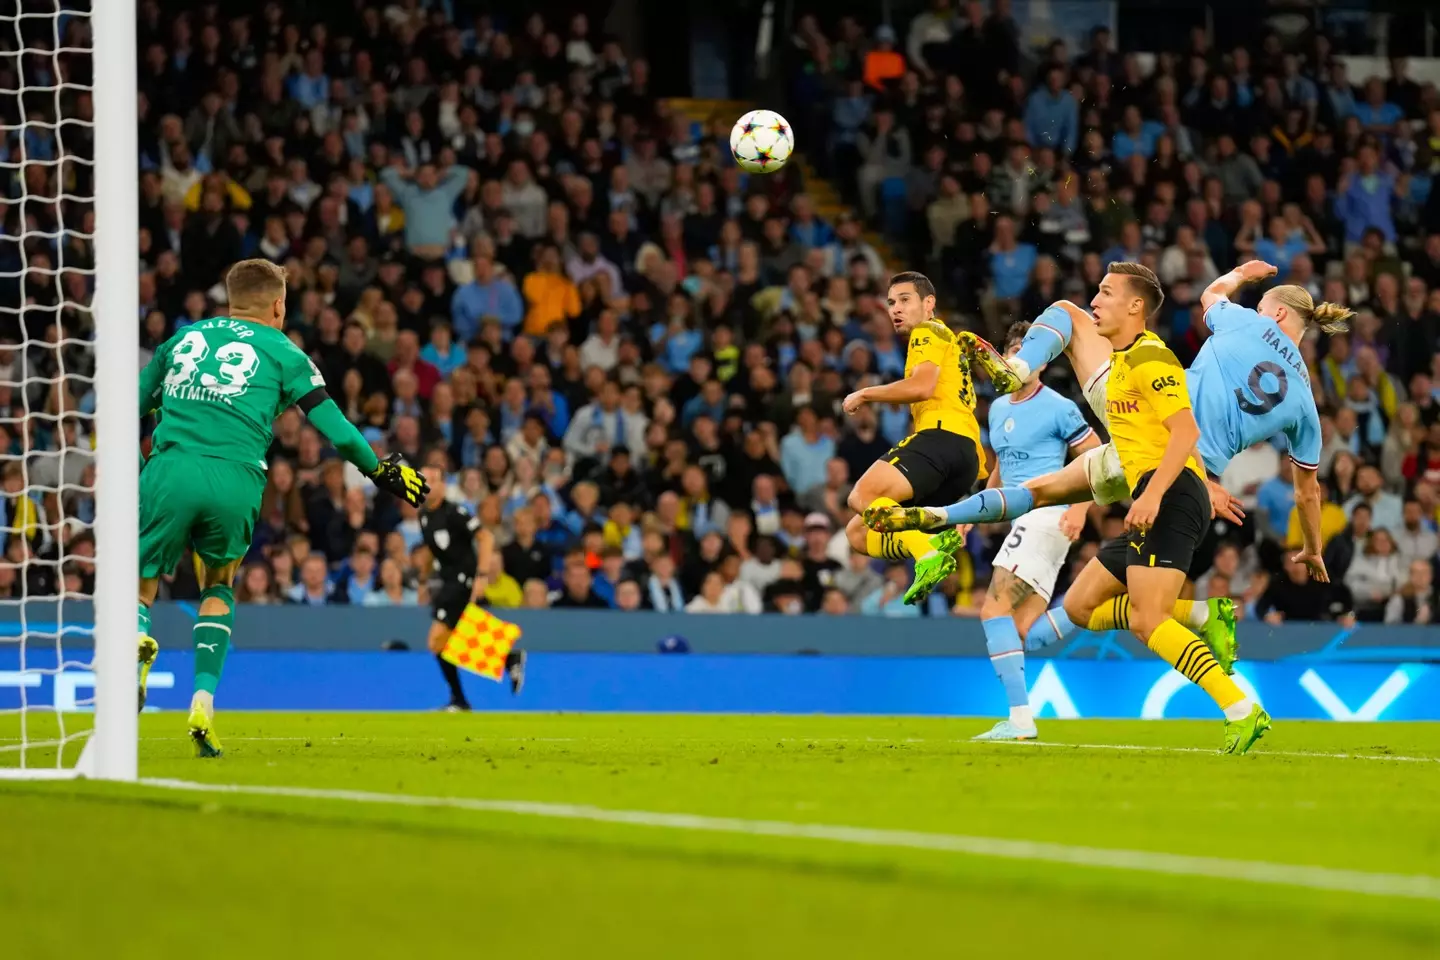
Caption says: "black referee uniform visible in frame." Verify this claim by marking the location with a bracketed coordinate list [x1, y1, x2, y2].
[420, 498, 481, 709]
[420, 498, 482, 630]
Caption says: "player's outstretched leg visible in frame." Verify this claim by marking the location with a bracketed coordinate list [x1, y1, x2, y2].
[137, 598, 159, 712]
[867, 454, 1097, 533]
[188, 579, 235, 759]
[865, 486, 1036, 531]
[1009, 303, 1076, 382]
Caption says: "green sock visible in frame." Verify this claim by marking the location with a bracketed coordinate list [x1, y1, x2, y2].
[193, 614, 232, 695]
[138, 603, 151, 636]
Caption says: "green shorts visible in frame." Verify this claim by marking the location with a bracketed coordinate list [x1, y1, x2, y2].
[138, 454, 266, 579]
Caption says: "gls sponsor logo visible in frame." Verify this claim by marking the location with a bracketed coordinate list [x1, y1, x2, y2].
[1150, 375, 1179, 392]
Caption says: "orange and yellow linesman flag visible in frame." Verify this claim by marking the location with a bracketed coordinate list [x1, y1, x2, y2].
[441, 603, 521, 681]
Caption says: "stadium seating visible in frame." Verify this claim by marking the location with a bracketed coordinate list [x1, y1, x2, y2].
[4, 1, 1439, 628]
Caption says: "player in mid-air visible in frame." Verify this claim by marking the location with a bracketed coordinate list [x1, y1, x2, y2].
[840, 272, 1014, 603]
[418, 464, 524, 710]
[969, 322, 1099, 740]
[872, 261, 1342, 669]
[137, 259, 428, 757]
[886, 263, 1281, 751]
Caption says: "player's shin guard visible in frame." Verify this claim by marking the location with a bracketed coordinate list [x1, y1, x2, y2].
[865, 497, 933, 558]
[942, 486, 1034, 526]
[1089, 597, 1208, 631]
[982, 617, 1029, 711]
[1011, 304, 1074, 381]
[1024, 606, 1077, 651]
[1146, 618, 1248, 716]
[193, 585, 235, 696]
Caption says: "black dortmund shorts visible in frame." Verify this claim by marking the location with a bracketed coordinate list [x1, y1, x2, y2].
[1098, 469, 1209, 581]
[430, 578, 474, 630]
[883, 428, 981, 506]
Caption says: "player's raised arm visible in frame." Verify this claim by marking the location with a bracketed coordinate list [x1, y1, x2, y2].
[1199, 260, 1278, 315]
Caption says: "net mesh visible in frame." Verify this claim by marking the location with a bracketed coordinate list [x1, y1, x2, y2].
[0, 0, 100, 769]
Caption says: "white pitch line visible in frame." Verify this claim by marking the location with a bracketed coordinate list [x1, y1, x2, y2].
[0, 736, 1434, 761]
[136, 777, 1440, 902]
[996, 740, 1440, 763]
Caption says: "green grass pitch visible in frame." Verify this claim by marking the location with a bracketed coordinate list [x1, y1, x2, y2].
[3, 713, 1440, 958]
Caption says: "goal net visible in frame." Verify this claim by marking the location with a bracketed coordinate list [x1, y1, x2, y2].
[0, 0, 138, 779]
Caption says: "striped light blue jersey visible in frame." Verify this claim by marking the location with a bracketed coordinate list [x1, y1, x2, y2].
[1188, 297, 1322, 476]
[988, 385, 1094, 485]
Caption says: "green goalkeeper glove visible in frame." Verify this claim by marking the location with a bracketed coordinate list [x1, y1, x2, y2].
[369, 453, 428, 507]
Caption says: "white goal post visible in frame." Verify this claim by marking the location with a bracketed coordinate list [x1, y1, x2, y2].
[0, 0, 138, 780]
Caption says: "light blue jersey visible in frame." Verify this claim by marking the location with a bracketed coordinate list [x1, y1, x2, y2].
[988, 385, 1094, 485]
[1188, 297, 1322, 476]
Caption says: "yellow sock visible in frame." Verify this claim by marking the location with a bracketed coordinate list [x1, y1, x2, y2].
[1146, 618, 1245, 710]
[1088, 596, 1132, 630]
[867, 496, 936, 559]
[865, 529, 910, 561]
[1090, 598, 1203, 631]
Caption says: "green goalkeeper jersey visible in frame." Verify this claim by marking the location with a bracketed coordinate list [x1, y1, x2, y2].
[140, 317, 327, 469]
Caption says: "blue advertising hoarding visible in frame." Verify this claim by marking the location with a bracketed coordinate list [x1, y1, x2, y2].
[1, 648, 1433, 722]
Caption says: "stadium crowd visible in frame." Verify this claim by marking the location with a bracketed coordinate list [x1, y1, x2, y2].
[3, 1, 1440, 625]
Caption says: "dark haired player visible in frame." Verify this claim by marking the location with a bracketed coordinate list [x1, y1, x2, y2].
[840, 272, 998, 603]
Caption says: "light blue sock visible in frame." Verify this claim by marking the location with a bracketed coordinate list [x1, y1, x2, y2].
[1025, 605, 1077, 652]
[1014, 304, 1074, 376]
[941, 485, 1034, 526]
[981, 616, 1028, 708]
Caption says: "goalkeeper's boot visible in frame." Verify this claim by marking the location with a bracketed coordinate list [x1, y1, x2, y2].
[903, 528, 964, 605]
[1221, 704, 1271, 756]
[862, 502, 948, 533]
[137, 635, 159, 712]
[505, 649, 527, 696]
[1199, 597, 1239, 675]
[972, 719, 1039, 741]
[957, 330, 1025, 395]
[188, 701, 224, 759]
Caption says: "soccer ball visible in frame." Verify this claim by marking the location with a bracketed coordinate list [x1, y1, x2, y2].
[730, 109, 794, 174]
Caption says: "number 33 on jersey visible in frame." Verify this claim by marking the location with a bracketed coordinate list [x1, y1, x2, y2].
[143, 317, 328, 469]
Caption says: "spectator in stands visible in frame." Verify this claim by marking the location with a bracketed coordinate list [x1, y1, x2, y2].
[290, 553, 337, 606]
[1345, 528, 1406, 621]
[379, 160, 469, 259]
[28, 1, 1413, 628]
[1257, 555, 1355, 626]
[1345, 464, 1404, 532]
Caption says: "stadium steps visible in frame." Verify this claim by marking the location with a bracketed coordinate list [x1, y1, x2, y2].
[667, 98, 901, 275]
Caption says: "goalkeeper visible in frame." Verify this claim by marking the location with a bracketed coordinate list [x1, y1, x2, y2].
[137, 259, 428, 758]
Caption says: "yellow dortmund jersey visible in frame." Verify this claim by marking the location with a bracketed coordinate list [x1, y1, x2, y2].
[905, 320, 985, 468]
[1104, 331, 1204, 491]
